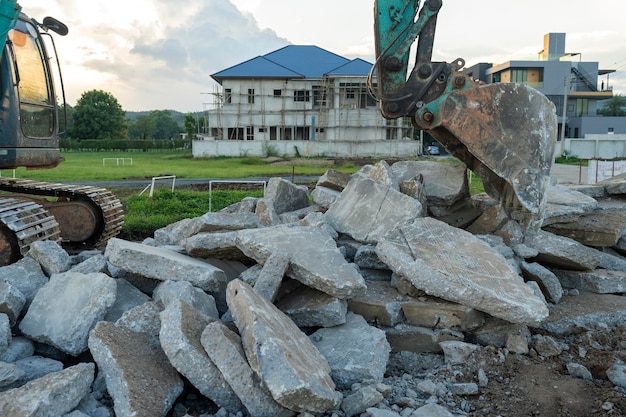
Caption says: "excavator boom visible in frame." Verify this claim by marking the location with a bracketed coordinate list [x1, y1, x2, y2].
[373, 0, 557, 234]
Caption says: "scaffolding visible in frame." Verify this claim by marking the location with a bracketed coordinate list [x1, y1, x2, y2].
[203, 78, 414, 143]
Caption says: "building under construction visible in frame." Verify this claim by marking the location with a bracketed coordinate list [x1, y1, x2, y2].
[204, 45, 416, 146]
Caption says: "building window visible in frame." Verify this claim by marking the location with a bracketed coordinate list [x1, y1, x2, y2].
[609, 127, 615, 134]
[228, 127, 244, 140]
[258, 127, 267, 133]
[273, 89, 282, 97]
[248, 89, 255, 104]
[246, 126, 254, 140]
[575, 98, 589, 116]
[224, 89, 232, 104]
[313, 85, 327, 107]
[294, 90, 310, 102]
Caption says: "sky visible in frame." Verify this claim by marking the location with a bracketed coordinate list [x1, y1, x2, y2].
[21, 0, 626, 113]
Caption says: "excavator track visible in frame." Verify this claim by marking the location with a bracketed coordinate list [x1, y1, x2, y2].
[0, 178, 124, 255]
[0, 197, 61, 265]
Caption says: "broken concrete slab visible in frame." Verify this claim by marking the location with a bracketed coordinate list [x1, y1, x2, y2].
[376, 217, 549, 325]
[253, 252, 289, 302]
[341, 385, 384, 417]
[104, 278, 151, 323]
[264, 177, 310, 215]
[391, 160, 470, 207]
[69, 253, 109, 274]
[88, 321, 184, 417]
[347, 281, 406, 327]
[0, 336, 34, 363]
[154, 217, 204, 246]
[26, 240, 71, 276]
[471, 317, 531, 348]
[6, 355, 64, 390]
[316, 169, 352, 192]
[196, 211, 261, 232]
[115, 301, 163, 348]
[553, 269, 626, 294]
[525, 230, 603, 271]
[0, 313, 9, 356]
[275, 282, 347, 328]
[159, 299, 242, 412]
[255, 198, 282, 226]
[0, 363, 94, 417]
[401, 296, 485, 331]
[184, 231, 249, 261]
[600, 173, 626, 195]
[153, 280, 219, 319]
[542, 185, 599, 226]
[312, 185, 341, 210]
[226, 279, 342, 413]
[543, 209, 626, 247]
[384, 324, 464, 353]
[365, 159, 400, 190]
[310, 312, 391, 391]
[201, 321, 295, 417]
[540, 291, 626, 336]
[520, 261, 563, 304]
[236, 225, 366, 299]
[324, 173, 424, 244]
[0, 256, 47, 308]
[105, 238, 227, 293]
[0, 279, 26, 325]
[19, 272, 117, 356]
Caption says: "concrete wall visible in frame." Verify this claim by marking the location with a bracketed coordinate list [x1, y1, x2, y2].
[192, 139, 422, 158]
[555, 134, 626, 158]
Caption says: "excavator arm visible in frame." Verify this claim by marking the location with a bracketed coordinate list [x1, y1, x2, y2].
[372, 0, 557, 234]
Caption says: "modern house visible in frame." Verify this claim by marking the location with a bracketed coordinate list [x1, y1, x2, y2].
[193, 45, 419, 158]
[465, 33, 626, 158]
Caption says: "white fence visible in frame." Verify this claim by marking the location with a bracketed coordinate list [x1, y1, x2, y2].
[103, 157, 133, 166]
[587, 159, 626, 184]
[555, 134, 626, 159]
[192, 139, 422, 159]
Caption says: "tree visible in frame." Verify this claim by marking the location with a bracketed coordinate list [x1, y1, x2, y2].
[183, 112, 197, 139]
[128, 114, 157, 139]
[598, 94, 626, 117]
[141, 110, 180, 140]
[70, 90, 128, 140]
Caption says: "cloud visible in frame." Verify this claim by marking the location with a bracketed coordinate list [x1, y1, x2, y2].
[24, 0, 290, 111]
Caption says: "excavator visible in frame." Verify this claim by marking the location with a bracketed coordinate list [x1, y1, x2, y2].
[0, 0, 123, 265]
[372, 0, 557, 235]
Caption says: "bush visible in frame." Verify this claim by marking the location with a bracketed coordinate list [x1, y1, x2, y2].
[60, 138, 190, 151]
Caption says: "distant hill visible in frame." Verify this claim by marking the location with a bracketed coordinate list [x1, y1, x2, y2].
[126, 110, 180, 124]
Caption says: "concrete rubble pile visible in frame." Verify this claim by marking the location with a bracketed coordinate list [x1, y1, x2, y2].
[2, 160, 626, 416]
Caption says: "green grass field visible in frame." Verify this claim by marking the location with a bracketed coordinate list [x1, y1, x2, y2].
[0, 151, 355, 182]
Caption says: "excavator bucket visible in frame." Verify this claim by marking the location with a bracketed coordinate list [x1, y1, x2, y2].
[426, 83, 557, 233]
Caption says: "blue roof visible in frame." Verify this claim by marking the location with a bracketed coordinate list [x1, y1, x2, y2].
[212, 45, 373, 83]
[328, 58, 376, 76]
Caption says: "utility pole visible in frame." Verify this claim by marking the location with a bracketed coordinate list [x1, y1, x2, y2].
[560, 75, 571, 142]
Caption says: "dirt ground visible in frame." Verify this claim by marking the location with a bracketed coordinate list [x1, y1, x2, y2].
[449, 326, 626, 417]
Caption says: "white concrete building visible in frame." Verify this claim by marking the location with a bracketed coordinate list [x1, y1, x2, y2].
[193, 45, 420, 158]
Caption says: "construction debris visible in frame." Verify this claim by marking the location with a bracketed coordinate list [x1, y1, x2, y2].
[2, 162, 626, 416]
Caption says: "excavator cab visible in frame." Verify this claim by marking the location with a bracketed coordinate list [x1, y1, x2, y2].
[0, 12, 66, 170]
[0, 1, 123, 266]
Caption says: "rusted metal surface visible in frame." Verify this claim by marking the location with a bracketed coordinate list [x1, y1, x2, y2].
[427, 83, 557, 232]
